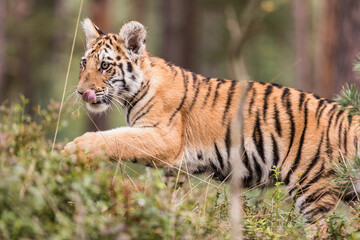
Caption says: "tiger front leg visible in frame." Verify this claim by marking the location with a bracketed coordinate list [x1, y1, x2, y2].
[64, 127, 182, 166]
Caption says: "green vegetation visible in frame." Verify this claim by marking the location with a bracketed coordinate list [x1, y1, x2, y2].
[0, 98, 360, 239]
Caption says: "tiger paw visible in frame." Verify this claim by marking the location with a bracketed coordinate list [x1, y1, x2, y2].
[63, 132, 106, 159]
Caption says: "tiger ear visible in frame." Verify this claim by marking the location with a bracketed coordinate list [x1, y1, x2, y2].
[82, 18, 104, 49]
[119, 21, 147, 60]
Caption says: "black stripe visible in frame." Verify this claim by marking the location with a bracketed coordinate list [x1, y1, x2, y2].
[316, 104, 327, 126]
[202, 78, 212, 106]
[284, 100, 308, 185]
[119, 63, 125, 76]
[210, 160, 225, 181]
[212, 79, 225, 107]
[344, 126, 348, 155]
[166, 62, 178, 77]
[222, 80, 237, 123]
[298, 161, 325, 196]
[299, 92, 306, 110]
[304, 205, 333, 220]
[271, 134, 279, 168]
[301, 192, 337, 213]
[281, 89, 295, 165]
[313, 93, 321, 99]
[111, 79, 125, 84]
[274, 104, 282, 137]
[189, 74, 200, 111]
[253, 111, 265, 163]
[327, 105, 337, 116]
[127, 62, 133, 72]
[338, 119, 343, 150]
[130, 96, 155, 123]
[248, 88, 256, 115]
[281, 87, 290, 102]
[298, 186, 326, 210]
[301, 192, 336, 214]
[225, 123, 231, 159]
[140, 122, 160, 128]
[325, 109, 337, 158]
[271, 83, 283, 88]
[192, 72, 197, 84]
[335, 110, 344, 126]
[315, 100, 324, 117]
[127, 81, 149, 106]
[252, 154, 263, 183]
[289, 133, 323, 196]
[214, 143, 224, 170]
[247, 81, 254, 90]
[242, 150, 253, 188]
[126, 82, 150, 123]
[263, 84, 273, 119]
[168, 69, 188, 125]
[131, 103, 155, 125]
[111, 68, 117, 76]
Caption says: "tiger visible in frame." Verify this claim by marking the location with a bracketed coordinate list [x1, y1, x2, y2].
[64, 18, 360, 228]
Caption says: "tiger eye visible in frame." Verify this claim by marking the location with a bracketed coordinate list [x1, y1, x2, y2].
[101, 61, 109, 70]
[81, 59, 87, 69]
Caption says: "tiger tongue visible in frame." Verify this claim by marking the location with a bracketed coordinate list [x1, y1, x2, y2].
[82, 90, 97, 103]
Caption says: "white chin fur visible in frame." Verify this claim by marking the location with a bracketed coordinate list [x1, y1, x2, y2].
[86, 103, 110, 113]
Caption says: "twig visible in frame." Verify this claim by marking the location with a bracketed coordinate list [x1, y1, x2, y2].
[52, 0, 84, 152]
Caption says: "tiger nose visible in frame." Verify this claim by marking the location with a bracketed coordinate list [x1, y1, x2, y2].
[82, 89, 97, 103]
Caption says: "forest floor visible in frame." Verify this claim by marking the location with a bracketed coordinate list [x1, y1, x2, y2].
[1, 98, 360, 240]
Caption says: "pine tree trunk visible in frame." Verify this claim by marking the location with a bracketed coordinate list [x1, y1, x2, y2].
[161, 0, 199, 71]
[0, 0, 5, 100]
[317, 0, 360, 98]
[293, 0, 312, 92]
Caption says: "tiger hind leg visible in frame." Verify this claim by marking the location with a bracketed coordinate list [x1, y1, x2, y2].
[293, 181, 340, 237]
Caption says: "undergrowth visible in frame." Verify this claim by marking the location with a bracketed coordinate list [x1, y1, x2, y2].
[0, 98, 359, 239]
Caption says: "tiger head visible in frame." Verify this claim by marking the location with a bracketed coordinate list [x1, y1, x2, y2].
[77, 19, 147, 113]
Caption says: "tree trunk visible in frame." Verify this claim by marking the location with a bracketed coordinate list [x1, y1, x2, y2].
[87, 0, 111, 132]
[132, 0, 148, 23]
[293, 0, 312, 92]
[161, 0, 199, 71]
[317, 0, 360, 99]
[0, 0, 5, 100]
[181, 0, 198, 70]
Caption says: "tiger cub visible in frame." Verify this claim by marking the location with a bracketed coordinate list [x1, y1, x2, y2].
[65, 19, 360, 224]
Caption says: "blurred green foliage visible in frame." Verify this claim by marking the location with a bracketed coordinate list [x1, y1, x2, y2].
[0, 98, 359, 239]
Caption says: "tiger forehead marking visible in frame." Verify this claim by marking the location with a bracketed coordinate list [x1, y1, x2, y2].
[66, 18, 360, 230]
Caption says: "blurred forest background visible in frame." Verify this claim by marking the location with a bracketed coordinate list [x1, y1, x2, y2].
[1, 0, 360, 141]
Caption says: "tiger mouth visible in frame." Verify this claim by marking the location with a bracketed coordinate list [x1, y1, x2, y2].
[91, 101, 103, 105]
[90, 98, 110, 105]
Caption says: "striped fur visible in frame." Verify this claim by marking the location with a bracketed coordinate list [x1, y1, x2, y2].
[65, 19, 360, 225]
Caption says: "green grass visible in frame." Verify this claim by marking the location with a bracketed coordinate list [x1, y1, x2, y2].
[0, 98, 360, 240]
